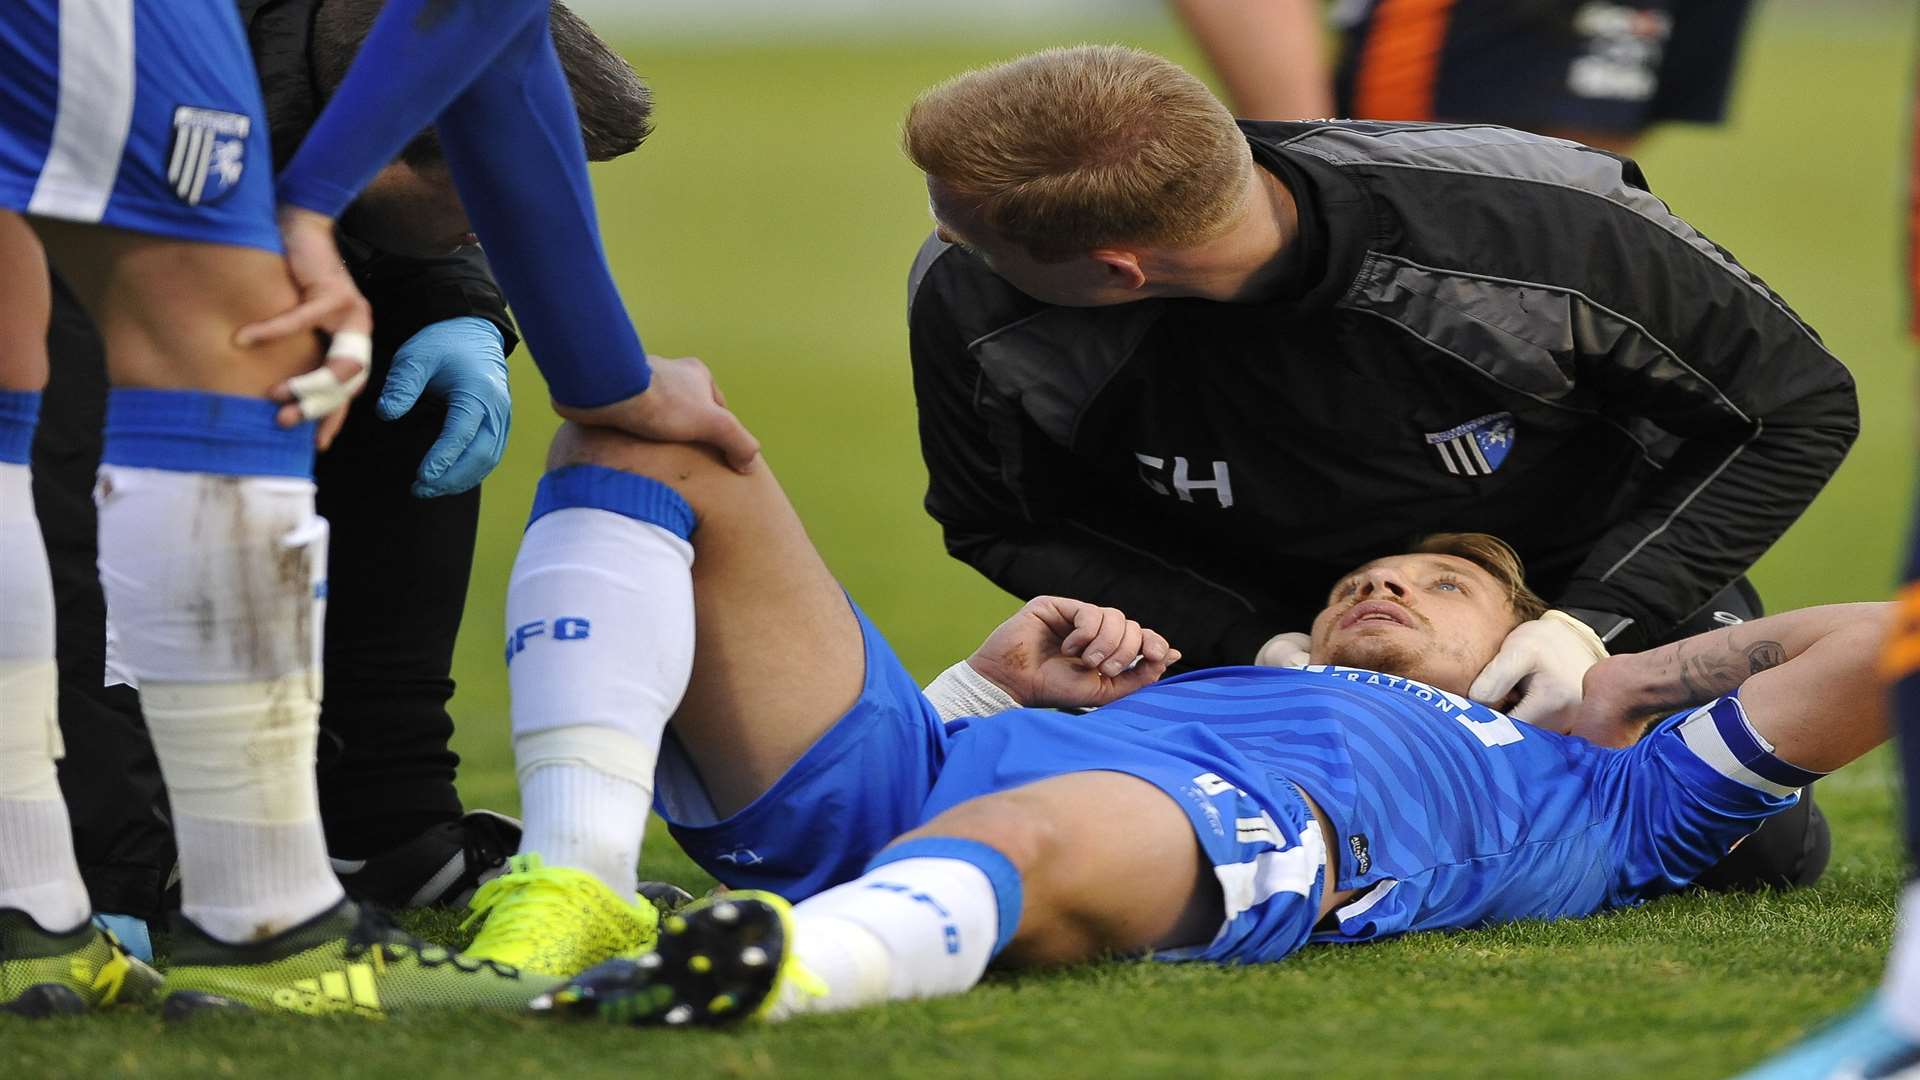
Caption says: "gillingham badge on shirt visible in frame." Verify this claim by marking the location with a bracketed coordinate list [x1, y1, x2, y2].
[166, 106, 250, 207]
[1424, 412, 1515, 477]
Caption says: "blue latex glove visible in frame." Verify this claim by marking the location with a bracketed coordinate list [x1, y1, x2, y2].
[92, 912, 153, 963]
[377, 316, 511, 498]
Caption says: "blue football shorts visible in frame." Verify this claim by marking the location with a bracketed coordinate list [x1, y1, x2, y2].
[0, 0, 280, 250]
[653, 597, 1332, 966]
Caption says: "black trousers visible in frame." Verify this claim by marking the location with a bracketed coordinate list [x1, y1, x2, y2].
[33, 279, 479, 920]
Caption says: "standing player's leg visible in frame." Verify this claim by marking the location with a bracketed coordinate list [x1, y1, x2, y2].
[34, 224, 558, 1018]
[43, 223, 344, 947]
[35, 273, 171, 961]
[0, 210, 154, 1017]
[0, 213, 70, 933]
[467, 421, 868, 977]
[0, 0, 557, 1017]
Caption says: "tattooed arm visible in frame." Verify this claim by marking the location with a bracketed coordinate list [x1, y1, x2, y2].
[1568, 603, 1893, 766]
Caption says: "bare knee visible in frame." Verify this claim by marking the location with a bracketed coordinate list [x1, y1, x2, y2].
[896, 795, 1089, 965]
[899, 796, 1058, 881]
[547, 421, 732, 485]
[897, 775, 1220, 968]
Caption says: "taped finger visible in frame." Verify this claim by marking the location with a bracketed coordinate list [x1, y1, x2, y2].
[286, 350, 371, 422]
[327, 330, 373, 366]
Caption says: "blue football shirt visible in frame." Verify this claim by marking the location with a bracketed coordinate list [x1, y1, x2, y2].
[1086, 665, 1803, 943]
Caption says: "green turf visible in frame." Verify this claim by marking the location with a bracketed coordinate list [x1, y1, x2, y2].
[9, 8, 1919, 1077]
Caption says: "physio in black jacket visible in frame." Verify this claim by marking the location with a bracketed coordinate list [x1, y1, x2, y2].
[33, 0, 655, 943]
[905, 47, 1853, 891]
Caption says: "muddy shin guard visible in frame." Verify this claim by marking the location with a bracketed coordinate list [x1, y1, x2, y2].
[97, 390, 341, 943]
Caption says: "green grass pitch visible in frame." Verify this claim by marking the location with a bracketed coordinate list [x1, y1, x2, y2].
[11, 8, 1919, 1077]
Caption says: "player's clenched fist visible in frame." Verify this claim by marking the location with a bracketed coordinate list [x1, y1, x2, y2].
[967, 596, 1180, 710]
[554, 354, 761, 472]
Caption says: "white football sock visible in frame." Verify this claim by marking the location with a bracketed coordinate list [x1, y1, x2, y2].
[98, 458, 342, 943]
[0, 796, 88, 933]
[507, 470, 696, 898]
[0, 454, 90, 931]
[1884, 880, 1920, 1039]
[768, 856, 1004, 1020]
[515, 731, 654, 900]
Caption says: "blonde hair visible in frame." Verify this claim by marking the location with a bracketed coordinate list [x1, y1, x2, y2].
[903, 45, 1255, 260]
[1410, 533, 1550, 623]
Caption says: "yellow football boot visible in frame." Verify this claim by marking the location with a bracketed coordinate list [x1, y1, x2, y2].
[161, 899, 559, 1020]
[0, 909, 162, 1017]
[530, 891, 827, 1026]
[462, 853, 660, 978]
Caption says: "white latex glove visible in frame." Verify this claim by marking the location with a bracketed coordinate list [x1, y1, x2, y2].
[1254, 631, 1312, 669]
[1467, 610, 1609, 726]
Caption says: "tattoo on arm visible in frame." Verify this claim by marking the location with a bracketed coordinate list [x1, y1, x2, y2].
[1660, 634, 1787, 711]
[1747, 640, 1786, 674]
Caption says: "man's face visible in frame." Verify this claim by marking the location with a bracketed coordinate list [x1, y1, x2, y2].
[1307, 554, 1521, 697]
[926, 179, 1141, 308]
[341, 160, 475, 257]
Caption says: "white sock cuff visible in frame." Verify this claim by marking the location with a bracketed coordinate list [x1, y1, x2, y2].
[515, 725, 658, 788]
[171, 812, 342, 943]
[0, 796, 90, 931]
[515, 761, 649, 896]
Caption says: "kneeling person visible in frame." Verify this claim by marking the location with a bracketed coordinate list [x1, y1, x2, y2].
[483, 424, 1885, 1023]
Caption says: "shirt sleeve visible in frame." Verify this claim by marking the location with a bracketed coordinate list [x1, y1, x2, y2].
[1551, 224, 1858, 650]
[277, 0, 649, 407]
[910, 257, 1280, 666]
[275, 0, 546, 219]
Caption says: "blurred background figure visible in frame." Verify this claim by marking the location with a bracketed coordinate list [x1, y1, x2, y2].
[1172, 0, 1756, 153]
[1732, 30, 1920, 1078]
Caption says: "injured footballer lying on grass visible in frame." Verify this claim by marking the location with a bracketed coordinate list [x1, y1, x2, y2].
[423, 421, 1886, 1029]
[107, 422, 1885, 1020]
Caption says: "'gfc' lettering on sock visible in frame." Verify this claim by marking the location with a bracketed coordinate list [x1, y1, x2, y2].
[505, 616, 592, 664]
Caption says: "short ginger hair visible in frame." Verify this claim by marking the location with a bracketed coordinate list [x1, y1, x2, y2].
[1409, 533, 1550, 624]
[902, 45, 1254, 260]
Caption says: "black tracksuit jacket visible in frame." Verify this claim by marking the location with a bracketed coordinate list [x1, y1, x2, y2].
[911, 120, 1858, 668]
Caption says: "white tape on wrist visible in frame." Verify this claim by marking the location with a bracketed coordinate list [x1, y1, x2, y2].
[922, 661, 1020, 724]
[285, 330, 372, 420]
[1542, 609, 1610, 661]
